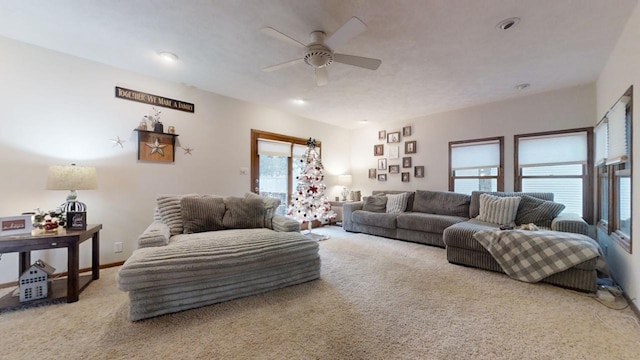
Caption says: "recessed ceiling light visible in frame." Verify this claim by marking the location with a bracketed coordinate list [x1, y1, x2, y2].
[496, 17, 520, 30]
[292, 99, 306, 105]
[359, 119, 368, 124]
[515, 83, 530, 90]
[157, 52, 179, 62]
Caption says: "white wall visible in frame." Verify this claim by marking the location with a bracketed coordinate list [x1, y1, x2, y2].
[0, 36, 350, 284]
[596, 1, 640, 309]
[350, 84, 596, 195]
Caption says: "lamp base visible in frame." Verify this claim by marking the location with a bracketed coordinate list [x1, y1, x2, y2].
[60, 201, 87, 213]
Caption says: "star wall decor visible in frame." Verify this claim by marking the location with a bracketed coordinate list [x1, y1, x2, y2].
[145, 138, 167, 156]
[183, 146, 194, 155]
[109, 136, 126, 148]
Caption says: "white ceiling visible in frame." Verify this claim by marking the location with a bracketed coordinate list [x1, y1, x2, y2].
[0, 0, 637, 129]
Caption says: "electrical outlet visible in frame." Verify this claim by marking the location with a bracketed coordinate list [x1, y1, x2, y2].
[114, 242, 123, 253]
[240, 167, 248, 175]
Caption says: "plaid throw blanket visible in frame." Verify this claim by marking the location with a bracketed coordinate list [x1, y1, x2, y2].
[473, 230, 601, 283]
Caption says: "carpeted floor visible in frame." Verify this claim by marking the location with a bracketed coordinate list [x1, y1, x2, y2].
[1, 226, 639, 359]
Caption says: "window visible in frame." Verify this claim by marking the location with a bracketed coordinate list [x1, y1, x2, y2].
[515, 128, 593, 222]
[449, 137, 504, 194]
[251, 130, 319, 215]
[596, 86, 632, 252]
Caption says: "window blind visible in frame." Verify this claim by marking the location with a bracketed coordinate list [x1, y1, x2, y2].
[451, 140, 500, 170]
[292, 144, 308, 158]
[594, 119, 608, 166]
[606, 96, 630, 165]
[518, 132, 587, 167]
[258, 139, 292, 157]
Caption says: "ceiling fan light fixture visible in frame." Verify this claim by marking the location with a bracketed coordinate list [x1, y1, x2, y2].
[157, 51, 179, 62]
[496, 17, 520, 31]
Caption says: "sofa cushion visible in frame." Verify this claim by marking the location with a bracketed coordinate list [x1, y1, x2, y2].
[156, 193, 199, 236]
[245, 192, 281, 228]
[352, 210, 397, 229]
[469, 191, 553, 218]
[373, 191, 415, 211]
[397, 213, 468, 234]
[181, 195, 226, 234]
[222, 197, 265, 229]
[386, 193, 410, 214]
[412, 190, 470, 217]
[363, 195, 388, 212]
[443, 219, 500, 251]
[515, 195, 565, 226]
[476, 194, 521, 225]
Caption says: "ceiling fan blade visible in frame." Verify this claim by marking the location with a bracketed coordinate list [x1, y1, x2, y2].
[316, 67, 329, 86]
[325, 16, 367, 50]
[261, 27, 306, 48]
[334, 53, 381, 70]
[261, 58, 304, 72]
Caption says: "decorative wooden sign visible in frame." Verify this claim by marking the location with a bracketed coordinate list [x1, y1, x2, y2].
[115, 87, 194, 113]
[135, 129, 178, 163]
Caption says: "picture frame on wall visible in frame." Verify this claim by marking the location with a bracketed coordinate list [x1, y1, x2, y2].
[378, 158, 387, 170]
[368, 168, 377, 179]
[403, 126, 412, 137]
[405, 140, 417, 154]
[374, 144, 384, 156]
[389, 146, 399, 159]
[378, 130, 386, 140]
[414, 166, 425, 178]
[401, 172, 410, 182]
[389, 165, 400, 174]
[378, 174, 387, 181]
[402, 157, 412, 168]
[387, 131, 401, 143]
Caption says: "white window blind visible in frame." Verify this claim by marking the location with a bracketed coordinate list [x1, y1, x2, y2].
[518, 132, 587, 167]
[258, 139, 291, 157]
[606, 96, 630, 165]
[292, 144, 307, 158]
[451, 141, 500, 170]
[594, 119, 608, 166]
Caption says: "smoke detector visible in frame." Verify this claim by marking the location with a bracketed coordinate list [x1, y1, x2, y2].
[496, 17, 520, 30]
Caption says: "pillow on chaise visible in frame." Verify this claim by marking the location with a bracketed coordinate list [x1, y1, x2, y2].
[515, 195, 565, 226]
[245, 192, 281, 228]
[156, 193, 198, 236]
[181, 195, 226, 233]
[222, 197, 265, 229]
[476, 193, 521, 225]
[386, 193, 409, 214]
[363, 195, 387, 213]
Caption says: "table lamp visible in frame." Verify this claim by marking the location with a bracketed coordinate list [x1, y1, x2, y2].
[338, 174, 352, 201]
[46, 164, 98, 212]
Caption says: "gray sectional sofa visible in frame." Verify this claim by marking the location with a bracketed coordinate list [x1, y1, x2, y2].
[343, 190, 597, 292]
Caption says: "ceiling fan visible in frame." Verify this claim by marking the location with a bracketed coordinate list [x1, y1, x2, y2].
[261, 16, 382, 86]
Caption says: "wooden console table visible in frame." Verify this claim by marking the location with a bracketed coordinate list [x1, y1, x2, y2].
[0, 224, 102, 309]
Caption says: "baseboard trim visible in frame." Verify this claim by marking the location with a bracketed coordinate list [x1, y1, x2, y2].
[0, 261, 124, 289]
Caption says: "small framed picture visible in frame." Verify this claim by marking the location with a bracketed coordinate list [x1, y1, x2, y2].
[405, 140, 417, 154]
[377, 174, 387, 181]
[403, 126, 412, 137]
[378, 158, 387, 170]
[414, 166, 425, 178]
[66, 212, 87, 230]
[368, 168, 377, 179]
[389, 165, 400, 174]
[378, 130, 386, 140]
[374, 144, 384, 156]
[401, 172, 410, 182]
[389, 146, 399, 159]
[402, 157, 412, 168]
[387, 131, 401, 143]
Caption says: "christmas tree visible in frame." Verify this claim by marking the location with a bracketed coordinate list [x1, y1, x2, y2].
[287, 138, 336, 235]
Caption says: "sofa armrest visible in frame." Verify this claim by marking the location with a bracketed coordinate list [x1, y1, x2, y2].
[271, 215, 300, 232]
[137, 221, 170, 248]
[551, 213, 589, 236]
[342, 201, 364, 232]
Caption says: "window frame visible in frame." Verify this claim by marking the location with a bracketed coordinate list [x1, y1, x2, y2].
[514, 127, 594, 224]
[448, 136, 504, 193]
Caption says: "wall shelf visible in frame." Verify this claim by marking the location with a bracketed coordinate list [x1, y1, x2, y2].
[134, 129, 179, 163]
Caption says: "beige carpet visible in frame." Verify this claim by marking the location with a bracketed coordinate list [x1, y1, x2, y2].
[1, 227, 639, 360]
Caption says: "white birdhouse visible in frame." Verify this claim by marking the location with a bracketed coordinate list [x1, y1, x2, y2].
[19, 260, 55, 302]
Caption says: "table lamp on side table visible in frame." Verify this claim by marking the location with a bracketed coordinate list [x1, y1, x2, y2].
[46, 164, 97, 228]
[338, 174, 352, 201]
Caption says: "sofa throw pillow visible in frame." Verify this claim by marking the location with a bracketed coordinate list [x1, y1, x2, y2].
[181, 196, 226, 234]
[476, 194, 521, 225]
[469, 191, 554, 218]
[386, 193, 409, 214]
[156, 193, 199, 236]
[222, 197, 265, 229]
[363, 195, 387, 213]
[412, 190, 470, 217]
[515, 195, 565, 226]
[245, 192, 281, 229]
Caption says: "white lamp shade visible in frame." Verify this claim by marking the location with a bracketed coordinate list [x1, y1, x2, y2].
[46, 165, 98, 190]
